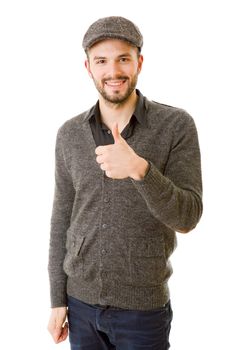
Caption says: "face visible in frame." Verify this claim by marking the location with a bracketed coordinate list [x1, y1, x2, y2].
[85, 39, 143, 104]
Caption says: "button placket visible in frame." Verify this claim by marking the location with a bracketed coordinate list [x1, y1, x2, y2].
[99, 175, 113, 284]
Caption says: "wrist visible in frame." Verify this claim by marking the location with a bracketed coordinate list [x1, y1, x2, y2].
[130, 156, 150, 181]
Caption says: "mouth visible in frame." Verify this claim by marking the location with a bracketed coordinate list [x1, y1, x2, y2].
[104, 79, 127, 88]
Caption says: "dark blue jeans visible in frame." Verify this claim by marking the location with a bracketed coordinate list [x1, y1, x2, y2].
[67, 295, 173, 350]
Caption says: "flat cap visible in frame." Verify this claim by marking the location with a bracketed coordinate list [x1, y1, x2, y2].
[82, 16, 143, 51]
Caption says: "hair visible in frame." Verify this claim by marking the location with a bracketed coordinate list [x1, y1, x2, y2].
[85, 41, 141, 60]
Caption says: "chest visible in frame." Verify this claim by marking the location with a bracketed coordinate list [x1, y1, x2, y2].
[67, 122, 171, 189]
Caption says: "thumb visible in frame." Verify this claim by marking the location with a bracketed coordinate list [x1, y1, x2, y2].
[112, 122, 121, 144]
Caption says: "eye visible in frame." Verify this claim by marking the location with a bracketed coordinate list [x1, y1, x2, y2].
[119, 57, 129, 63]
[96, 59, 106, 64]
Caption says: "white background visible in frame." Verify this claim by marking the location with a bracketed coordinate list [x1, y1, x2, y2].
[0, 0, 232, 349]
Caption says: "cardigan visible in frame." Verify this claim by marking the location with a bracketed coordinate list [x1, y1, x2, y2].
[48, 92, 203, 310]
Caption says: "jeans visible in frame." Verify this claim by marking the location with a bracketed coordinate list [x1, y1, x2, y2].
[67, 295, 173, 350]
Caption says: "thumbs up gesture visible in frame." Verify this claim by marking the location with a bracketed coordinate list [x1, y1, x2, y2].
[95, 123, 149, 180]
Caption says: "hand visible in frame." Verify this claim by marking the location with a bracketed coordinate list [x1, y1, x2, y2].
[95, 123, 149, 180]
[47, 307, 68, 344]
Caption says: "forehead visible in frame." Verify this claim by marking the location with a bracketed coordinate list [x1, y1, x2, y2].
[88, 38, 138, 57]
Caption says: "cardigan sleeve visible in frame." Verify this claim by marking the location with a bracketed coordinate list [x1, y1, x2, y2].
[131, 112, 203, 232]
[48, 127, 75, 307]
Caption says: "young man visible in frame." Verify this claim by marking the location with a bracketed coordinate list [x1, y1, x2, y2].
[47, 16, 203, 349]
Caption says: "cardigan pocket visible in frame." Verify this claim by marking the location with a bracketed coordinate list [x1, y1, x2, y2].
[129, 236, 167, 286]
[63, 235, 85, 277]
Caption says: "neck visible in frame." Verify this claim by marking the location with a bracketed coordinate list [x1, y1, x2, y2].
[98, 90, 138, 133]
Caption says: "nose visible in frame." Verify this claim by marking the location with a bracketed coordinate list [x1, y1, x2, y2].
[107, 60, 122, 79]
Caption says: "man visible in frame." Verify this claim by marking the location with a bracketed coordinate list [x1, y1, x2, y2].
[47, 16, 203, 350]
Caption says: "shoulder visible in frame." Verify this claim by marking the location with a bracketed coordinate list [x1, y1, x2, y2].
[55, 106, 94, 143]
[58, 109, 90, 133]
[145, 98, 196, 131]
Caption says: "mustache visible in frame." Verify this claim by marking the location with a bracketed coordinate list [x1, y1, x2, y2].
[103, 76, 128, 82]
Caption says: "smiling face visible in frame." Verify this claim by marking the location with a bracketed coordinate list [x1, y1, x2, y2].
[85, 39, 143, 104]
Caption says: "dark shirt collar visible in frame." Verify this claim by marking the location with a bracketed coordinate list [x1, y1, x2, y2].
[87, 89, 147, 127]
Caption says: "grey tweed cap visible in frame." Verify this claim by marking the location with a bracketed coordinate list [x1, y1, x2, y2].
[82, 16, 143, 51]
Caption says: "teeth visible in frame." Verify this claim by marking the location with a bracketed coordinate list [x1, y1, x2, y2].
[106, 80, 124, 86]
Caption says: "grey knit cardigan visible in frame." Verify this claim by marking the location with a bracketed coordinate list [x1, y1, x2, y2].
[48, 94, 202, 310]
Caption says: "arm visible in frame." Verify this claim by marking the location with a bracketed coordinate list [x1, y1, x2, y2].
[48, 127, 75, 308]
[95, 115, 202, 233]
[131, 113, 203, 233]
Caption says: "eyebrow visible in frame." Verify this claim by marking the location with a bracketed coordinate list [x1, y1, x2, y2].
[118, 53, 132, 58]
[93, 56, 106, 61]
[93, 53, 132, 61]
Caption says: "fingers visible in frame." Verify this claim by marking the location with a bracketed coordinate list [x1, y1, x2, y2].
[50, 322, 69, 344]
[47, 307, 68, 344]
[53, 327, 62, 343]
[95, 123, 122, 157]
[96, 154, 104, 165]
[95, 147, 112, 166]
[111, 122, 121, 143]
[62, 322, 69, 340]
[57, 322, 69, 343]
[95, 145, 106, 155]
[100, 163, 109, 172]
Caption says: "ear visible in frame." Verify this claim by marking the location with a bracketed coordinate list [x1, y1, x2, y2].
[85, 59, 93, 78]
[137, 54, 143, 74]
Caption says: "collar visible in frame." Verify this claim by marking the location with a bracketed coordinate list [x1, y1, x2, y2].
[86, 89, 148, 127]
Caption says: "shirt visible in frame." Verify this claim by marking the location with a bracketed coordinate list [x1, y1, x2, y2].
[89, 89, 146, 146]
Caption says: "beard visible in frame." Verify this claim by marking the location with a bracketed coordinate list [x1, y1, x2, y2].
[92, 73, 138, 104]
